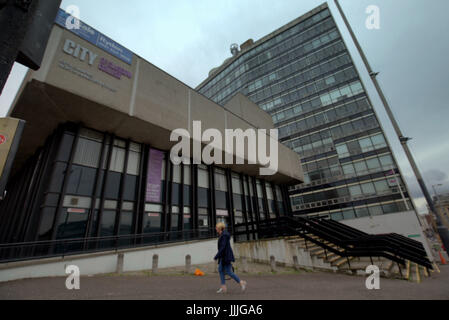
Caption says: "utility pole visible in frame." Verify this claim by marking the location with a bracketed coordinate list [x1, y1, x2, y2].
[334, 0, 449, 256]
[0, 0, 61, 94]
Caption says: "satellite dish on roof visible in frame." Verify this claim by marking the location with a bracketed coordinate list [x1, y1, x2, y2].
[230, 43, 239, 57]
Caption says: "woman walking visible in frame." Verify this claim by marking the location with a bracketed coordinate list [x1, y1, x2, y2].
[214, 222, 247, 294]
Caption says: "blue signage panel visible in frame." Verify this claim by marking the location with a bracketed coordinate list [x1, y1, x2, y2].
[55, 9, 133, 65]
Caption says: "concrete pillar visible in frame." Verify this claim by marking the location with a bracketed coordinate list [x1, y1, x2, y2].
[185, 255, 191, 274]
[242, 257, 249, 273]
[270, 255, 276, 273]
[116, 253, 124, 274]
[152, 254, 158, 274]
[293, 255, 300, 271]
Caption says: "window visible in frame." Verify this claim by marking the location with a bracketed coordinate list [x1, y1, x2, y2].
[198, 166, 209, 189]
[371, 134, 387, 149]
[367, 158, 381, 171]
[349, 185, 362, 197]
[336, 144, 349, 158]
[382, 203, 398, 214]
[359, 137, 373, 152]
[73, 137, 102, 168]
[355, 207, 370, 218]
[342, 209, 356, 220]
[109, 144, 126, 173]
[368, 205, 383, 216]
[379, 155, 394, 168]
[214, 169, 228, 192]
[361, 182, 376, 195]
[374, 180, 390, 194]
[342, 164, 355, 175]
[354, 161, 368, 174]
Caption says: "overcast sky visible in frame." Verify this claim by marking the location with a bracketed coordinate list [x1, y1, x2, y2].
[1, 0, 448, 214]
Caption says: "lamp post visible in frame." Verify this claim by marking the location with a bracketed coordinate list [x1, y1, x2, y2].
[333, 0, 449, 256]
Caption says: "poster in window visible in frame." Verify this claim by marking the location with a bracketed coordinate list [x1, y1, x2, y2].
[146, 149, 164, 202]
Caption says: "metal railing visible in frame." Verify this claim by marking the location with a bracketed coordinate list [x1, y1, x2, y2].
[0, 228, 217, 264]
[234, 216, 433, 270]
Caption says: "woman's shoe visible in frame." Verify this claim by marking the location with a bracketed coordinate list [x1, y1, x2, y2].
[216, 288, 227, 294]
[241, 281, 247, 292]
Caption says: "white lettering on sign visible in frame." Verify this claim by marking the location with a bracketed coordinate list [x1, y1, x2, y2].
[63, 39, 98, 66]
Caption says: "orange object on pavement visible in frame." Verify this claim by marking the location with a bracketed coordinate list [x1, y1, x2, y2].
[439, 251, 447, 265]
[194, 268, 205, 276]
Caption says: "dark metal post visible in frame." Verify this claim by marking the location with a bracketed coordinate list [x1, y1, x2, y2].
[334, 0, 449, 255]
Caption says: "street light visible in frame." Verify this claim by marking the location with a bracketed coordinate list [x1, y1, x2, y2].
[333, 0, 449, 256]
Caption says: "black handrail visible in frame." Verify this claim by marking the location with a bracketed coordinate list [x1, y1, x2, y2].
[234, 216, 433, 270]
[0, 228, 218, 264]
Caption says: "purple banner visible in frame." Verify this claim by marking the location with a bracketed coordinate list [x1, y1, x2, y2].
[146, 149, 164, 203]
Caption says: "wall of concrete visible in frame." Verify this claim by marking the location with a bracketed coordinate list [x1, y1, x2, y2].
[233, 238, 335, 271]
[0, 239, 217, 283]
[341, 211, 434, 261]
[9, 24, 304, 185]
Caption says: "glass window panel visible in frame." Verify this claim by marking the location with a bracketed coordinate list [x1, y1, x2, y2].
[73, 138, 102, 168]
[172, 164, 182, 184]
[198, 167, 209, 189]
[232, 175, 242, 194]
[367, 158, 381, 170]
[349, 185, 362, 197]
[109, 146, 126, 173]
[342, 209, 356, 220]
[355, 207, 370, 218]
[359, 137, 373, 152]
[342, 164, 355, 175]
[374, 180, 390, 193]
[361, 182, 376, 195]
[127, 151, 140, 175]
[371, 134, 387, 148]
[336, 144, 349, 158]
[214, 170, 228, 192]
[368, 205, 383, 216]
[354, 161, 368, 174]
[379, 155, 394, 168]
[184, 165, 191, 185]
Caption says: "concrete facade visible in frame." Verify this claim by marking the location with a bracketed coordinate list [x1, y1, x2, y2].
[8, 24, 303, 185]
[0, 239, 218, 283]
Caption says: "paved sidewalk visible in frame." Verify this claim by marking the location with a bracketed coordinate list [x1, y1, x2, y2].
[0, 265, 448, 300]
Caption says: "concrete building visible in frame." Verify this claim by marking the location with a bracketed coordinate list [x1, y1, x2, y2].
[0, 9, 303, 260]
[197, 3, 417, 222]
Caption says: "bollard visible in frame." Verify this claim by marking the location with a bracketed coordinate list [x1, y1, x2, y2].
[293, 255, 300, 271]
[152, 254, 159, 274]
[116, 253, 124, 274]
[270, 255, 277, 273]
[185, 254, 192, 274]
[242, 257, 249, 273]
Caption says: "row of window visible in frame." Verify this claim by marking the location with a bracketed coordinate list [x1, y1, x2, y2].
[292, 176, 405, 206]
[326, 200, 411, 221]
[278, 95, 370, 139]
[257, 68, 360, 121]
[336, 133, 387, 159]
[284, 113, 379, 159]
[46, 128, 289, 242]
[301, 153, 396, 185]
[200, 9, 331, 95]
[248, 41, 346, 95]
[249, 51, 352, 110]
[213, 25, 340, 105]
